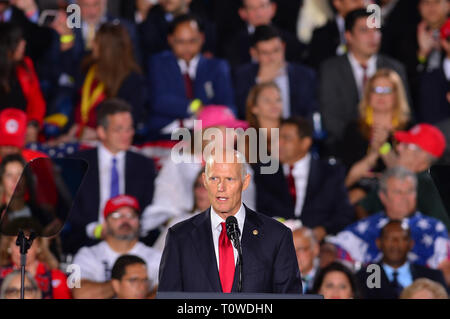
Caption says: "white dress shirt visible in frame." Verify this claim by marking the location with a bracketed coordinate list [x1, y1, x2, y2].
[210, 203, 246, 269]
[283, 153, 311, 217]
[274, 66, 291, 118]
[444, 58, 450, 81]
[347, 52, 377, 98]
[177, 54, 201, 80]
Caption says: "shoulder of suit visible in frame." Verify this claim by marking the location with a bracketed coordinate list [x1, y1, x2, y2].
[247, 208, 292, 235]
[167, 212, 205, 237]
[72, 147, 97, 160]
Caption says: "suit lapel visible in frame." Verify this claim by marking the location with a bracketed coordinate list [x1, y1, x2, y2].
[190, 209, 222, 292]
[231, 206, 263, 292]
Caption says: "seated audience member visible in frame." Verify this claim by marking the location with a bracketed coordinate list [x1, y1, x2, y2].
[234, 25, 318, 121]
[153, 170, 210, 252]
[56, 23, 147, 143]
[357, 221, 448, 299]
[0, 109, 48, 162]
[0, 23, 46, 143]
[0, 154, 26, 211]
[0, 236, 71, 299]
[307, 0, 365, 69]
[63, 99, 156, 254]
[72, 195, 161, 299]
[0, 270, 41, 299]
[357, 124, 450, 230]
[147, 14, 235, 138]
[328, 166, 450, 270]
[400, 278, 449, 299]
[293, 227, 321, 293]
[139, 0, 217, 57]
[312, 261, 360, 299]
[140, 105, 255, 235]
[111, 255, 152, 299]
[417, 18, 450, 124]
[253, 117, 355, 242]
[223, 0, 305, 67]
[245, 81, 282, 155]
[338, 69, 411, 204]
[319, 8, 409, 152]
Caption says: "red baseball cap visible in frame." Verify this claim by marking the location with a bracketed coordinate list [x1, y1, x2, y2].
[0, 108, 27, 148]
[103, 195, 140, 219]
[394, 124, 446, 158]
[440, 18, 450, 40]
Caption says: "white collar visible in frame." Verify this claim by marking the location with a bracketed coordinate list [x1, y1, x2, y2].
[284, 152, 312, 175]
[348, 51, 377, 69]
[210, 203, 246, 234]
[178, 54, 201, 79]
[99, 143, 126, 162]
[443, 57, 450, 81]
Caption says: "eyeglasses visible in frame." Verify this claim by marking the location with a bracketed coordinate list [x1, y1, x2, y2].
[108, 211, 138, 220]
[371, 86, 394, 95]
[5, 286, 39, 298]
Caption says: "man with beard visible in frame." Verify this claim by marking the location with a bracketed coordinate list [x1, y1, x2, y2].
[72, 195, 161, 299]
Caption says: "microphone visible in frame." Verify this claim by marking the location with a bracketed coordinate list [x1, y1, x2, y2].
[225, 216, 240, 249]
[225, 215, 243, 292]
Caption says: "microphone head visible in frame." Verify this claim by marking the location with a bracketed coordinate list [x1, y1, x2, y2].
[225, 215, 240, 242]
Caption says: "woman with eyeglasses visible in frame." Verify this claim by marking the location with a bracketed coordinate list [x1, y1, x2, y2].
[0, 236, 71, 299]
[337, 68, 411, 206]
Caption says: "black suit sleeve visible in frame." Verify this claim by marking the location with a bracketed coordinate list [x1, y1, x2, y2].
[158, 227, 183, 292]
[272, 227, 303, 293]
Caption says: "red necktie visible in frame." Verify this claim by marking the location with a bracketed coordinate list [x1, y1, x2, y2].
[219, 222, 235, 293]
[287, 165, 297, 205]
[183, 72, 194, 100]
[361, 63, 368, 92]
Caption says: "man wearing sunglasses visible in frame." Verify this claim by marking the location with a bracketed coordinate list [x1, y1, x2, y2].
[72, 194, 161, 299]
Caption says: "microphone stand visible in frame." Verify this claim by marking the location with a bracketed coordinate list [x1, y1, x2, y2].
[235, 240, 243, 293]
[16, 230, 36, 299]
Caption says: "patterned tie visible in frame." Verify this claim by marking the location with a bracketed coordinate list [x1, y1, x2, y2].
[219, 222, 235, 293]
[287, 165, 297, 205]
[110, 157, 119, 198]
[360, 63, 368, 94]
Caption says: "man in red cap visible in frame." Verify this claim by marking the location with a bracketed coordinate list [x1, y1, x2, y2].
[0, 108, 47, 163]
[357, 124, 450, 231]
[72, 194, 161, 299]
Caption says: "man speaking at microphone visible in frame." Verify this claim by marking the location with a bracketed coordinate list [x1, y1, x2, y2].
[158, 150, 302, 293]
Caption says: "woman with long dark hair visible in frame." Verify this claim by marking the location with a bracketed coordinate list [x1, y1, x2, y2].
[0, 23, 46, 143]
[59, 22, 148, 142]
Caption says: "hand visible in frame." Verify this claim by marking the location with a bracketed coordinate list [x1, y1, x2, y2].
[417, 21, 440, 58]
[51, 10, 75, 51]
[79, 126, 98, 141]
[313, 226, 327, 242]
[10, 0, 38, 16]
[257, 61, 284, 83]
[370, 125, 390, 152]
[345, 152, 379, 188]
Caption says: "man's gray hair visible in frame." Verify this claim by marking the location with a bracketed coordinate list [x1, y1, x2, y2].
[293, 227, 318, 247]
[0, 270, 39, 299]
[379, 166, 418, 194]
[204, 149, 247, 180]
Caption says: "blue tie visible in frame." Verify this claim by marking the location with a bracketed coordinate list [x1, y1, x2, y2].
[110, 157, 119, 198]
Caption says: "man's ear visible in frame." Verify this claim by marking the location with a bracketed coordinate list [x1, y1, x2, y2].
[408, 239, 415, 251]
[202, 172, 208, 188]
[300, 137, 313, 153]
[249, 47, 258, 61]
[167, 34, 174, 48]
[111, 279, 120, 295]
[238, 7, 248, 22]
[242, 173, 251, 191]
[96, 126, 106, 141]
[375, 238, 381, 250]
[379, 190, 387, 207]
[344, 30, 352, 46]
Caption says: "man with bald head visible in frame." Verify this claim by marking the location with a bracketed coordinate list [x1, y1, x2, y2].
[158, 150, 302, 293]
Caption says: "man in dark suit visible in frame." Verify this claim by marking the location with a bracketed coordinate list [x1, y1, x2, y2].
[63, 99, 156, 254]
[253, 117, 355, 243]
[357, 220, 448, 299]
[234, 25, 318, 120]
[319, 8, 409, 152]
[222, 0, 306, 68]
[307, 0, 365, 70]
[147, 14, 235, 138]
[139, 0, 217, 59]
[158, 150, 302, 293]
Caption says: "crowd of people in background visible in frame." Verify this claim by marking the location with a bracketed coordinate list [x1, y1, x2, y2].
[0, 0, 449, 299]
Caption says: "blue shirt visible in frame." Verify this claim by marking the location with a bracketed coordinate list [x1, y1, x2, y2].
[382, 262, 413, 288]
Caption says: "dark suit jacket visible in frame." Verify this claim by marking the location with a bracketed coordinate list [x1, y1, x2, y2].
[319, 54, 410, 151]
[62, 148, 156, 254]
[147, 51, 236, 134]
[418, 66, 450, 124]
[158, 206, 302, 293]
[223, 27, 306, 68]
[253, 156, 355, 235]
[357, 262, 448, 299]
[307, 20, 341, 70]
[234, 62, 318, 120]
